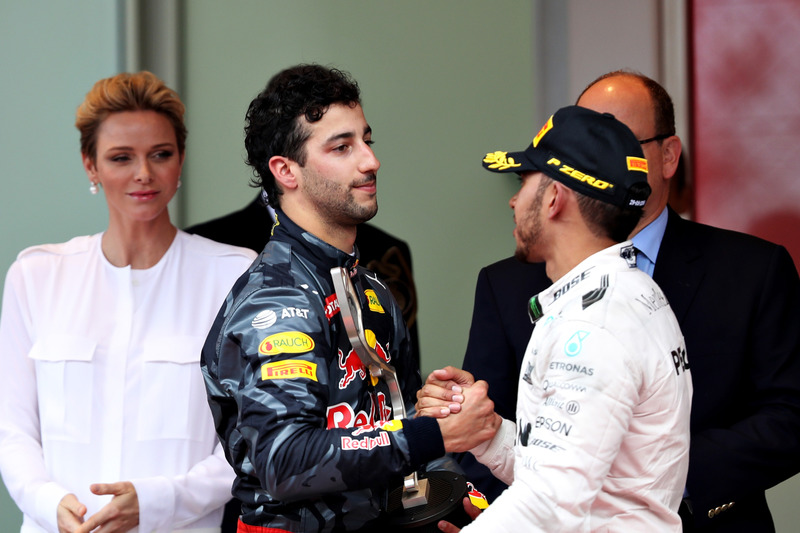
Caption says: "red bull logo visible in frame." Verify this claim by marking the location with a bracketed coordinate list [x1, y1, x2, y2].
[327, 402, 370, 429]
[373, 340, 391, 364]
[341, 432, 390, 451]
[338, 348, 366, 389]
[326, 392, 392, 429]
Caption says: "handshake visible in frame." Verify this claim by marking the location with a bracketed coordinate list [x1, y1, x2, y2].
[415, 366, 502, 454]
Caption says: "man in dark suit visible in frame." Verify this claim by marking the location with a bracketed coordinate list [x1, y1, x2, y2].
[460, 71, 800, 532]
[186, 195, 419, 533]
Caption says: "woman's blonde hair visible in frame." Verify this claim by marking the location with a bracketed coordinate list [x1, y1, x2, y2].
[75, 71, 186, 160]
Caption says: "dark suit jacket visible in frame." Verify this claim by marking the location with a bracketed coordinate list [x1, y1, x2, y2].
[186, 197, 420, 533]
[655, 208, 800, 531]
[460, 207, 800, 532]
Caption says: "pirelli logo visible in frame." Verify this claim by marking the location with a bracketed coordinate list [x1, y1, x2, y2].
[627, 157, 648, 173]
[546, 157, 614, 191]
[533, 115, 554, 147]
[261, 360, 318, 381]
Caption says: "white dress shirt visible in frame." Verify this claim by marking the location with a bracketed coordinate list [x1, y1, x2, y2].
[0, 231, 256, 533]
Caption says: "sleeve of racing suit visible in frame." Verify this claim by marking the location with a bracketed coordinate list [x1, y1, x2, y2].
[461, 325, 641, 532]
[470, 418, 517, 485]
[214, 285, 443, 502]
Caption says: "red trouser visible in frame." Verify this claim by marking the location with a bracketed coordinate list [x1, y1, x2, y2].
[237, 519, 290, 533]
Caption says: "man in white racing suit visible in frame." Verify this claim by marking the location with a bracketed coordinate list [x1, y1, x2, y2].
[417, 105, 693, 532]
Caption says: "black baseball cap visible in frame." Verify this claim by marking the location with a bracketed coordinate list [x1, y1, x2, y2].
[482, 105, 651, 209]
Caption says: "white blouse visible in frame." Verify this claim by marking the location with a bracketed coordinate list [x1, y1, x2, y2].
[0, 231, 256, 533]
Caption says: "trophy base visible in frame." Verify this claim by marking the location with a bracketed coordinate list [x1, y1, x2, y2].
[384, 471, 471, 531]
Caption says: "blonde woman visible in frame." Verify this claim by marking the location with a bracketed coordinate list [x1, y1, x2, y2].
[0, 72, 256, 533]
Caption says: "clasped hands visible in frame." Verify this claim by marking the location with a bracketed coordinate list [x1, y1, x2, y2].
[57, 482, 139, 533]
[415, 365, 501, 454]
[415, 366, 501, 531]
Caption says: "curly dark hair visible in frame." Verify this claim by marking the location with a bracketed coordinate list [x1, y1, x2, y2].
[244, 64, 362, 207]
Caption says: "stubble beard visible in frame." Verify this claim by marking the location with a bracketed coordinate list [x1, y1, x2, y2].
[304, 168, 378, 226]
[513, 195, 544, 263]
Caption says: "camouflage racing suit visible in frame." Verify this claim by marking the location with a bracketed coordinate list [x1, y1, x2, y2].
[201, 210, 444, 532]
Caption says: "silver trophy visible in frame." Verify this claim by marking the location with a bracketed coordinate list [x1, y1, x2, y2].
[331, 267, 470, 530]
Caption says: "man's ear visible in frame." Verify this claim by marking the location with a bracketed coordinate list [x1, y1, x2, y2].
[660, 135, 682, 180]
[268, 155, 299, 190]
[548, 181, 569, 219]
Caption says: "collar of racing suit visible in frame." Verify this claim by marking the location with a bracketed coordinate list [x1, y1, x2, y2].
[271, 208, 361, 276]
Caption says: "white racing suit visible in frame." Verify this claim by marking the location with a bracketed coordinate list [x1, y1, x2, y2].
[467, 242, 693, 532]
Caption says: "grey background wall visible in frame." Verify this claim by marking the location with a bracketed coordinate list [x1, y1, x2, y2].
[1, 0, 798, 530]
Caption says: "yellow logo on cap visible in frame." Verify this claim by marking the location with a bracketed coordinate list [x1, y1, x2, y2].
[483, 151, 520, 171]
[546, 157, 614, 191]
[533, 115, 554, 148]
[627, 157, 648, 173]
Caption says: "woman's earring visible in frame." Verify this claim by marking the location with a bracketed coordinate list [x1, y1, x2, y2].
[89, 182, 99, 195]
[177, 179, 182, 189]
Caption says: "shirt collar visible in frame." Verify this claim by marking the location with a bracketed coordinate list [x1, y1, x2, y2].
[631, 206, 668, 265]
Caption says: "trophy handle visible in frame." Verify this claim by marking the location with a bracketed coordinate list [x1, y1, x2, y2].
[330, 267, 428, 507]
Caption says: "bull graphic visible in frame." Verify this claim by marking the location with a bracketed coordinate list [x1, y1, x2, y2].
[338, 348, 366, 389]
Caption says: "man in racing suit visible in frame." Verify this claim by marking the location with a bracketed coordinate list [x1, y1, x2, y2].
[418, 106, 693, 531]
[201, 65, 489, 532]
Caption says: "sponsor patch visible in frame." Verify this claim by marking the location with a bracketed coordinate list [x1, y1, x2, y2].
[338, 348, 366, 389]
[542, 379, 587, 393]
[549, 361, 594, 376]
[251, 309, 278, 330]
[627, 156, 648, 173]
[546, 157, 614, 191]
[535, 416, 573, 437]
[552, 268, 593, 302]
[365, 290, 384, 314]
[533, 115, 554, 148]
[564, 331, 589, 357]
[381, 419, 403, 432]
[543, 397, 583, 415]
[261, 360, 318, 381]
[672, 346, 690, 376]
[467, 482, 489, 510]
[325, 294, 340, 321]
[259, 331, 315, 355]
[281, 307, 309, 319]
[341, 432, 390, 451]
